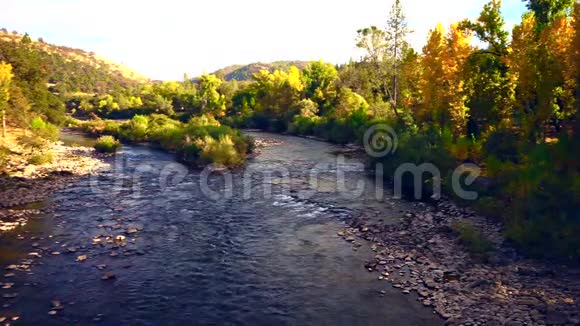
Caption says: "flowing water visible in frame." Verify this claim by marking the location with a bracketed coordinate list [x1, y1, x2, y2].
[0, 132, 442, 325]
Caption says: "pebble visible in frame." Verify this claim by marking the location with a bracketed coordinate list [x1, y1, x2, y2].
[340, 198, 580, 324]
[101, 272, 116, 281]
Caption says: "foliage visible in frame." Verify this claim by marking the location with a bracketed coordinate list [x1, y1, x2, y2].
[78, 114, 252, 168]
[193, 135, 243, 167]
[0, 146, 10, 172]
[452, 220, 493, 254]
[0, 2, 577, 261]
[30, 117, 59, 141]
[0, 61, 13, 137]
[28, 150, 54, 165]
[94, 135, 121, 153]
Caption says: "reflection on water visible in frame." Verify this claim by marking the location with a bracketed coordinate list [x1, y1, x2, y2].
[0, 132, 442, 325]
[59, 130, 97, 147]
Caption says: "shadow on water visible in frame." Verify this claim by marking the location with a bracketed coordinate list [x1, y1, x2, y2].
[0, 131, 443, 325]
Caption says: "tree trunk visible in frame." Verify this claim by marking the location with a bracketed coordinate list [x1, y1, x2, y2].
[2, 109, 5, 138]
[393, 33, 399, 118]
[393, 74, 398, 111]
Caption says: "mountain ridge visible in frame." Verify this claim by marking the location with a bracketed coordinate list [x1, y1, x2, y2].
[212, 61, 311, 81]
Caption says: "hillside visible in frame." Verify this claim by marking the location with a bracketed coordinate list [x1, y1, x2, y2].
[213, 61, 310, 81]
[0, 30, 148, 94]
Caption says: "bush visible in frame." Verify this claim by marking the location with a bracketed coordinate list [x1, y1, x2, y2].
[375, 127, 455, 199]
[74, 114, 253, 168]
[28, 150, 54, 165]
[502, 137, 579, 261]
[94, 136, 121, 153]
[30, 117, 59, 141]
[484, 129, 520, 162]
[187, 114, 221, 128]
[120, 115, 149, 141]
[194, 135, 243, 167]
[452, 220, 493, 254]
[17, 134, 50, 152]
[0, 147, 11, 172]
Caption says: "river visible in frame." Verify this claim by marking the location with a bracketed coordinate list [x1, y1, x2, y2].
[0, 132, 442, 325]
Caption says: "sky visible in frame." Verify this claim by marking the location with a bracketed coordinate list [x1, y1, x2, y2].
[0, 0, 528, 81]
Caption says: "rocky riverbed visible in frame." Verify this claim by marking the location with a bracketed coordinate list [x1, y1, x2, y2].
[339, 199, 580, 325]
[0, 140, 109, 231]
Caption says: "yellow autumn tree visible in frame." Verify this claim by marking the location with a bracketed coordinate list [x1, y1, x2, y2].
[399, 48, 422, 112]
[0, 62, 13, 138]
[251, 67, 304, 119]
[508, 12, 539, 131]
[418, 24, 446, 126]
[443, 23, 473, 139]
[540, 14, 575, 122]
[574, 3, 580, 132]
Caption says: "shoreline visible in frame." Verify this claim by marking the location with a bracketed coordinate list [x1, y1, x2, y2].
[1, 131, 578, 324]
[0, 138, 109, 231]
[338, 198, 580, 325]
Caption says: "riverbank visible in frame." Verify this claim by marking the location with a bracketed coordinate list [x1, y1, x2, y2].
[0, 132, 109, 231]
[339, 198, 580, 325]
[247, 129, 580, 324]
[0, 131, 443, 325]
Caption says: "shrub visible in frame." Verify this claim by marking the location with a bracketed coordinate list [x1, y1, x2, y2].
[73, 114, 253, 168]
[501, 137, 580, 261]
[194, 135, 243, 167]
[28, 150, 54, 165]
[375, 128, 455, 199]
[451, 220, 493, 254]
[484, 129, 520, 162]
[30, 117, 59, 141]
[94, 136, 121, 153]
[17, 134, 50, 152]
[0, 147, 11, 172]
[120, 115, 149, 141]
[187, 114, 221, 128]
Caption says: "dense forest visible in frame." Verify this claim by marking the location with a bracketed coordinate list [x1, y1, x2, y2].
[0, 0, 578, 261]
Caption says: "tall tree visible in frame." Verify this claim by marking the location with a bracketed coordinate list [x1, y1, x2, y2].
[418, 24, 446, 126]
[353, 27, 391, 107]
[460, 0, 515, 134]
[355, 26, 386, 63]
[302, 61, 338, 114]
[443, 24, 473, 139]
[385, 0, 411, 115]
[523, 0, 575, 32]
[0, 62, 13, 137]
[398, 47, 421, 112]
[198, 74, 226, 117]
[460, 0, 509, 56]
[573, 2, 580, 134]
[508, 12, 540, 133]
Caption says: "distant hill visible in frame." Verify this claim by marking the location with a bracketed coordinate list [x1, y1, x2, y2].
[213, 61, 310, 81]
[0, 30, 149, 95]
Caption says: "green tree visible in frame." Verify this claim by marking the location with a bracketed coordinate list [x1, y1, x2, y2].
[198, 74, 226, 117]
[21, 33, 32, 44]
[523, 0, 575, 32]
[385, 0, 412, 114]
[460, 0, 509, 56]
[460, 0, 515, 134]
[302, 61, 338, 114]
